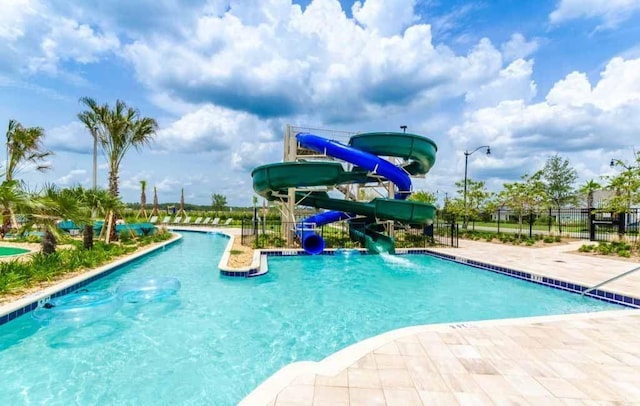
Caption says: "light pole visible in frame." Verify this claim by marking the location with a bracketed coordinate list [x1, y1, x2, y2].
[463, 145, 491, 228]
[400, 125, 407, 133]
[92, 133, 97, 190]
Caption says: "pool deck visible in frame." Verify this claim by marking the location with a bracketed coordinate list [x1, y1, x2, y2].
[242, 240, 640, 405]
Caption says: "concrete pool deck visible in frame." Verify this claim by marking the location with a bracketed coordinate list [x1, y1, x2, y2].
[242, 240, 640, 405]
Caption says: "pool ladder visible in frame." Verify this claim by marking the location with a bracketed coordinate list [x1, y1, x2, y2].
[582, 265, 640, 296]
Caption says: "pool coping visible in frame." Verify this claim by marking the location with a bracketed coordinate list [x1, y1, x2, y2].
[241, 247, 640, 309]
[0, 233, 183, 326]
[163, 226, 265, 277]
[239, 308, 639, 405]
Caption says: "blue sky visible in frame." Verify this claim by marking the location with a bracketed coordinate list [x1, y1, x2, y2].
[1, 0, 640, 206]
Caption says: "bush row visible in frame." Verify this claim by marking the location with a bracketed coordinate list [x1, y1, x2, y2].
[460, 230, 561, 246]
[0, 229, 172, 295]
[578, 241, 637, 258]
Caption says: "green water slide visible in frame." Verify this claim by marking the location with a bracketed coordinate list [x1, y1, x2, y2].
[251, 132, 438, 253]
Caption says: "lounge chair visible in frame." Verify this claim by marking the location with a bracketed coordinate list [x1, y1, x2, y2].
[211, 218, 220, 226]
[183, 216, 192, 225]
[202, 217, 211, 225]
[172, 216, 182, 224]
[149, 216, 158, 224]
[223, 218, 233, 226]
[161, 216, 171, 225]
[193, 217, 203, 225]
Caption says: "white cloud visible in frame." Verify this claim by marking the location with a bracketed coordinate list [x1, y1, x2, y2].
[154, 105, 277, 153]
[32, 18, 119, 74]
[449, 56, 640, 181]
[0, 0, 37, 41]
[232, 141, 281, 172]
[0, 0, 119, 77]
[547, 57, 640, 110]
[549, 0, 640, 28]
[500, 33, 540, 62]
[56, 168, 88, 185]
[465, 58, 537, 109]
[46, 121, 94, 154]
[352, 0, 418, 36]
[545, 71, 592, 106]
[123, 0, 504, 123]
[427, 3, 479, 42]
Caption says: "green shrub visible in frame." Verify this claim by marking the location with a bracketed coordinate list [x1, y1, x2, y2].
[595, 243, 614, 255]
[118, 231, 134, 244]
[617, 249, 631, 258]
[578, 244, 594, 252]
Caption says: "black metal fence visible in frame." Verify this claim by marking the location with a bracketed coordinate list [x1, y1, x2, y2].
[463, 207, 640, 242]
[240, 219, 459, 249]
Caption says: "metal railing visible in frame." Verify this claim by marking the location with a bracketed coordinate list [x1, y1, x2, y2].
[582, 265, 640, 296]
[453, 207, 640, 242]
[240, 219, 458, 250]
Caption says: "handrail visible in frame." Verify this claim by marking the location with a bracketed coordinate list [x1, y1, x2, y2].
[582, 265, 640, 296]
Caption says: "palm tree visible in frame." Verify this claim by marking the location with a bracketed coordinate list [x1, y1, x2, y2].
[150, 186, 159, 217]
[579, 179, 602, 210]
[0, 180, 30, 238]
[63, 186, 119, 249]
[137, 180, 147, 219]
[177, 188, 186, 217]
[4, 120, 53, 230]
[78, 97, 158, 240]
[23, 185, 90, 255]
[86, 187, 123, 246]
[5, 120, 53, 182]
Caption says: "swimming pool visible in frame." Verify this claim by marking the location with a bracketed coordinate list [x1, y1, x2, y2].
[0, 232, 625, 405]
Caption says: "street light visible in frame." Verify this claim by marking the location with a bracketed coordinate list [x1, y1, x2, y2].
[92, 133, 97, 190]
[400, 125, 407, 133]
[463, 145, 491, 229]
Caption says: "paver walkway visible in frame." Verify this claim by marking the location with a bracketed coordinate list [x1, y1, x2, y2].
[435, 239, 640, 298]
[242, 240, 640, 405]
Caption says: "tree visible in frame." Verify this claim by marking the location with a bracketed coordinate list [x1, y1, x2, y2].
[606, 154, 640, 216]
[408, 190, 437, 204]
[65, 186, 120, 249]
[177, 188, 187, 217]
[5, 120, 53, 182]
[540, 154, 578, 233]
[4, 120, 53, 230]
[442, 197, 465, 222]
[0, 180, 30, 238]
[499, 172, 546, 239]
[578, 179, 602, 210]
[150, 186, 159, 217]
[211, 193, 227, 215]
[24, 185, 90, 255]
[78, 97, 158, 240]
[137, 180, 147, 219]
[455, 179, 492, 229]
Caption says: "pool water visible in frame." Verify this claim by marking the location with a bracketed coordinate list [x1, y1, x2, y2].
[0, 232, 625, 405]
[0, 246, 30, 256]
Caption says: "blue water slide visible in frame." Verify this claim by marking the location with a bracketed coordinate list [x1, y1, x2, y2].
[297, 133, 411, 199]
[295, 133, 412, 254]
[295, 211, 356, 254]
